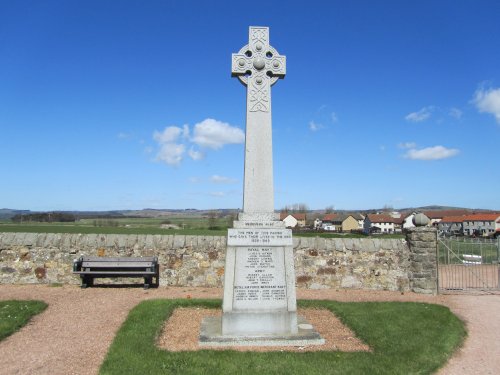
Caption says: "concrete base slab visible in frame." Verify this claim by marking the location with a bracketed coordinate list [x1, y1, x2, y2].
[199, 315, 325, 347]
[221, 311, 298, 336]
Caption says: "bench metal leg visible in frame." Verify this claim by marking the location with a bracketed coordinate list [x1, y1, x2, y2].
[81, 276, 94, 288]
[144, 277, 152, 289]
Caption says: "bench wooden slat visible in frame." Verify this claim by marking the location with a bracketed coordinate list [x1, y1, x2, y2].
[81, 256, 157, 262]
[82, 261, 155, 268]
[74, 271, 156, 275]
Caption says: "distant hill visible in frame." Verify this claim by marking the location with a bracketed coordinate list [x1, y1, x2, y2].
[1, 206, 495, 221]
[0, 209, 31, 220]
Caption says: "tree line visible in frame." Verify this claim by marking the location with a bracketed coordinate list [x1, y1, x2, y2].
[11, 212, 76, 223]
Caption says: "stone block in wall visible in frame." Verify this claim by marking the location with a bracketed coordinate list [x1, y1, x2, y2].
[341, 275, 363, 288]
[412, 231, 437, 242]
[22, 233, 37, 247]
[143, 235, 154, 250]
[184, 235, 198, 249]
[362, 239, 376, 252]
[123, 234, 137, 250]
[115, 235, 127, 249]
[172, 235, 185, 249]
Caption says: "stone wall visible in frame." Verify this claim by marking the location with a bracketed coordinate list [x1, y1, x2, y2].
[0, 229, 438, 293]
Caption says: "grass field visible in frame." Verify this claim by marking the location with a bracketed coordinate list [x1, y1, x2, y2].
[100, 298, 465, 375]
[0, 217, 230, 236]
[438, 237, 499, 264]
[0, 300, 48, 341]
[0, 218, 404, 238]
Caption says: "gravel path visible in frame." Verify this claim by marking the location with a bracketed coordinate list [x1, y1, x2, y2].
[0, 285, 498, 375]
[437, 293, 500, 375]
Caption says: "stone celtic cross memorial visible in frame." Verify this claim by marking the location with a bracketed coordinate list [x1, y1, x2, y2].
[200, 26, 323, 346]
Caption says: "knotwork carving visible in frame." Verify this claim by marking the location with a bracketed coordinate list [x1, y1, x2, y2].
[231, 27, 286, 113]
[249, 74, 269, 112]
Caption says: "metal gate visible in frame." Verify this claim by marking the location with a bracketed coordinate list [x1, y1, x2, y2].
[438, 236, 500, 292]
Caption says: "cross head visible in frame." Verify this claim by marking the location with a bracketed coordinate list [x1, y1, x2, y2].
[231, 27, 286, 112]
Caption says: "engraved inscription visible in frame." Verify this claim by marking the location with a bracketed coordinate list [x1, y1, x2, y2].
[232, 247, 287, 310]
[227, 228, 292, 246]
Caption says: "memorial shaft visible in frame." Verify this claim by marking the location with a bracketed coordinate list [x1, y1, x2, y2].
[231, 26, 286, 215]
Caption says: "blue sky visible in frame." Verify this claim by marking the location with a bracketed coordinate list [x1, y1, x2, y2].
[1, 0, 500, 211]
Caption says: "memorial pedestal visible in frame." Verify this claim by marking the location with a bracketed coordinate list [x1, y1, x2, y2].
[199, 220, 324, 346]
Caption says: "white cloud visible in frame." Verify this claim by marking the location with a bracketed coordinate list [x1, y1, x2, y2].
[156, 143, 185, 166]
[309, 121, 325, 132]
[405, 106, 433, 122]
[153, 126, 183, 143]
[188, 177, 201, 184]
[153, 118, 243, 167]
[191, 118, 245, 149]
[153, 126, 186, 165]
[182, 124, 190, 138]
[331, 112, 338, 123]
[472, 87, 500, 124]
[210, 175, 238, 184]
[398, 142, 417, 149]
[188, 147, 204, 161]
[404, 145, 459, 160]
[449, 107, 463, 120]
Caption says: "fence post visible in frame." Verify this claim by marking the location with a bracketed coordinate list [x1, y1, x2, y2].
[497, 237, 500, 262]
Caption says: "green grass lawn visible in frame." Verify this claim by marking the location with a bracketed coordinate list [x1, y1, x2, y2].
[0, 224, 228, 236]
[438, 238, 499, 264]
[0, 221, 403, 238]
[0, 300, 48, 341]
[100, 299, 465, 375]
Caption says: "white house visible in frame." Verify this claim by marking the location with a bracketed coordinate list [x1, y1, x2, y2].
[402, 212, 417, 229]
[364, 214, 395, 234]
[281, 214, 298, 228]
[280, 213, 306, 228]
[462, 213, 500, 236]
[438, 216, 465, 235]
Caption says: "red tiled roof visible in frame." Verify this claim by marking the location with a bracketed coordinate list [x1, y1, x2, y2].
[366, 214, 394, 223]
[423, 210, 470, 219]
[440, 216, 466, 223]
[441, 213, 500, 223]
[462, 213, 500, 222]
[392, 216, 405, 224]
[323, 214, 339, 221]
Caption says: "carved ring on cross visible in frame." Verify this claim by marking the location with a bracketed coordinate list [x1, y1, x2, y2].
[231, 27, 286, 87]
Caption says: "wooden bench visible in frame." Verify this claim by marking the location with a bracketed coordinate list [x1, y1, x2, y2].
[73, 256, 159, 289]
